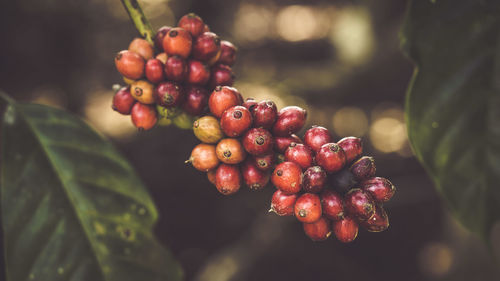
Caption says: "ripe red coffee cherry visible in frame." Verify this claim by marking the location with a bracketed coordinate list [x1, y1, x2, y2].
[192, 32, 221, 61]
[208, 86, 242, 118]
[274, 134, 302, 153]
[284, 143, 313, 170]
[154, 81, 184, 107]
[253, 153, 275, 171]
[129, 38, 154, 60]
[218, 40, 237, 66]
[344, 188, 375, 221]
[316, 143, 347, 173]
[328, 169, 357, 194]
[295, 193, 322, 223]
[270, 190, 297, 216]
[333, 216, 358, 243]
[208, 64, 234, 90]
[350, 156, 376, 181]
[216, 138, 247, 164]
[193, 116, 223, 144]
[251, 100, 278, 130]
[115, 50, 145, 80]
[215, 164, 241, 195]
[112, 87, 136, 115]
[360, 177, 395, 202]
[162, 27, 192, 59]
[241, 158, 270, 190]
[178, 13, 205, 37]
[242, 128, 274, 156]
[272, 162, 303, 194]
[321, 190, 344, 221]
[272, 106, 307, 137]
[337, 137, 363, 164]
[187, 143, 219, 172]
[304, 126, 332, 152]
[154, 26, 172, 51]
[164, 55, 188, 82]
[207, 169, 217, 185]
[131, 80, 155, 104]
[182, 86, 208, 116]
[303, 217, 331, 241]
[242, 98, 257, 110]
[360, 204, 389, 232]
[131, 103, 157, 131]
[145, 59, 165, 84]
[303, 166, 327, 193]
[187, 59, 210, 85]
[220, 106, 253, 137]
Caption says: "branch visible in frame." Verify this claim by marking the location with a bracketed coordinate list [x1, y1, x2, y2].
[120, 0, 155, 45]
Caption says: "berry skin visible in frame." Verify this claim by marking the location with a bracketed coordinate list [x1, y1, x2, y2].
[328, 168, 357, 194]
[303, 217, 331, 241]
[338, 137, 363, 164]
[131, 103, 157, 131]
[241, 158, 270, 190]
[294, 193, 322, 223]
[193, 115, 223, 144]
[360, 204, 389, 232]
[154, 26, 172, 51]
[303, 166, 327, 193]
[272, 106, 307, 137]
[187, 144, 219, 172]
[207, 49, 222, 66]
[215, 164, 241, 195]
[154, 81, 184, 107]
[304, 126, 332, 153]
[192, 32, 221, 61]
[207, 169, 217, 185]
[360, 177, 395, 202]
[272, 162, 303, 194]
[333, 216, 358, 243]
[164, 55, 188, 82]
[270, 190, 297, 216]
[252, 153, 275, 171]
[208, 64, 234, 90]
[316, 143, 347, 173]
[187, 59, 210, 85]
[145, 59, 165, 84]
[321, 190, 344, 221]
[284, 143, 314, 170]
[155, 52, 168, 64]
[131, 80, 155, 104]
[115, 50, 145, 80]
[350, 156, 376, 181]
[162, 27, 193, 59]
[208, 86, 242, 118]
[182, 86, 208, 116]
[129, 38, 154, 60]
[218, 40, 237, 66]
[242, 98, 257, 110]
[178, 13, 205, 37]
[242, 128, 274, 156]
[112, 87, 136, 115]
[216, 138, 247, 164]
[344, 188, 375, 221]
[251, 100, 278, 130]
[274, 134, 302, 154]
[220, 106, 253, 137]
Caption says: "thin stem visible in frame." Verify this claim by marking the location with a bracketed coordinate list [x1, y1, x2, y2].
[120, 0, 155, 45]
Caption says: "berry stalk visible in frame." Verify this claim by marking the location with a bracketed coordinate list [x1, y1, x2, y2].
[120, 0, 155, 45]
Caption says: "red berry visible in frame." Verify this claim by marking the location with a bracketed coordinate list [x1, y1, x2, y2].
[115, 50, 145, 80]
[242, 98, 257, 110]
[350, 156, 376, 181]
[207, 169, 217, 185]
[162, 27, 192, 59]
[154, 26, 172, 51]
[178, 13, 205, 37]
[220, 106, 253, 137]
[338, 137, 363, 164]
[182, 86, 208, 116]
[333, 216, 358, 243]
[251, 100, 278, 130]
[187, 59, 210, 85]
[270, 190, 297, 216]
[215, 164, 241, 195]
[242, 128, 274, 156]
[187, 144, 219, 172]
[284, 143, 313, 170]
[360, 204, 389, 232]
[252, 153, 275, 171]
[154, 82, 184, 107]
[294, 193, 322, 223]
[192, 32, 221, 61]
[164, 55, 188, 82]
[360, 177, 395, 202]
[303, 166, 327, 193]
[344, 188, 375, 221]
[208, 64, 234, 90]
[208, 86, 242, 118]
[272, 106, 307, 137]
[304, 126, 332, 152]
[145, 58, 165, 84]
[320, 190, 344, 220]
[218, 40, 237, 66]
[274, 134, 302, 154]
[129, 38, 154, 60]
[131, 103, 157, 131]
[241, 158, 270, 190]
[272, 162, 303, 194]
[303, 217, 331, 241]
[112, 87, 136, 115]
[216, 138, 247, 164]
[316, 143, 347, 173]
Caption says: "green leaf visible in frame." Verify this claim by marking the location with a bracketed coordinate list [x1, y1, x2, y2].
[401, 0, 500, 240]
[0, 92, 183, 281]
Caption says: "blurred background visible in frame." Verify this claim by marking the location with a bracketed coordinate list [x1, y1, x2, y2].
[0, 0, 499, 280]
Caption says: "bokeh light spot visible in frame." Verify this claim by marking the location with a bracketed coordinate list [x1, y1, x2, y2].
[332, 106, 369, 137]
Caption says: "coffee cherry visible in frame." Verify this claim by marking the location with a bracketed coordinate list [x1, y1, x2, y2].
[252, 153, 275, 171]
[131, 80, 155, 104]
[220, 106, 253, 137]
[242, 98, 257, 110]
[145, 59, 165, 84]
[164, 55, 188, 82]
[294, 193, 322, 223]
[163, 27, 192, 59]
[316, 143, 347, 173]
[272, 106, 307, 137]
[208, 86, 242, 118]
[154, 81, 184, 107]
[207, 169, 217, 185]
[241, 158, 270, 190]
[303, 217, 331, 241]
[284, 143, 313, 170]
[218, 40, 237, 66]
[272, 162, 302, 194]
[304, 126, 332, 153]
[182, 86, 208, 116]
[274, 134, 302, 153]
[303, 166, 327, 193]
[344, 188, 375, 221]
[192, 32, 221, 61]
[333, 216, 358, 243]
[360, 204, 389, 232]
[193, 115, 223, 144]
[242, 128, 274, 156]
[320, 190, 344, 221]
[154, 26, 172, 51]
[328, 168, 357, 194]
[270, 190, 297, 216]
[360, 177, 395, 202]
[187, 59, 210, 85]
[155, 52, 168, 64]
[338, 137, 362, 164]
[178, 13, 205, 37]
[215, 164, 241, 195]
[112, 87, 136, 115]
[115, 50, 145, 80]
[131, 103, 157, 131]
[216, 138, 247, 164]
[156, 104, 180, 120]
[350, 156, 376, 181]
[129, 38, 154, 60]
[251, 100, 278, 130]
[187, 143, 219, 172]
[208, 64, 234, 90]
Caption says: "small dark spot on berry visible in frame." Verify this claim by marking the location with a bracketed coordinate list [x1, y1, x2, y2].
[233, 110, 242, 119]
[215, 86, 222, 91]
[193, 121, 199, 128]
[169, 30, 178, 37]
[266, 101, 275, 107]
[276, 169, 283, 176]
[135, 88, 143, 96]
[290, 142, 297, 147]
[255, 136, 265, 145]
[116, 53, 123, 60]
[299, 209, 307, 217]
[223, 150, 232, 158]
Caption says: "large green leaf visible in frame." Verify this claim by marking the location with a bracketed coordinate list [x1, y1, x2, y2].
[401, 0, 500, 240]
[0, 93, 183, 281]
